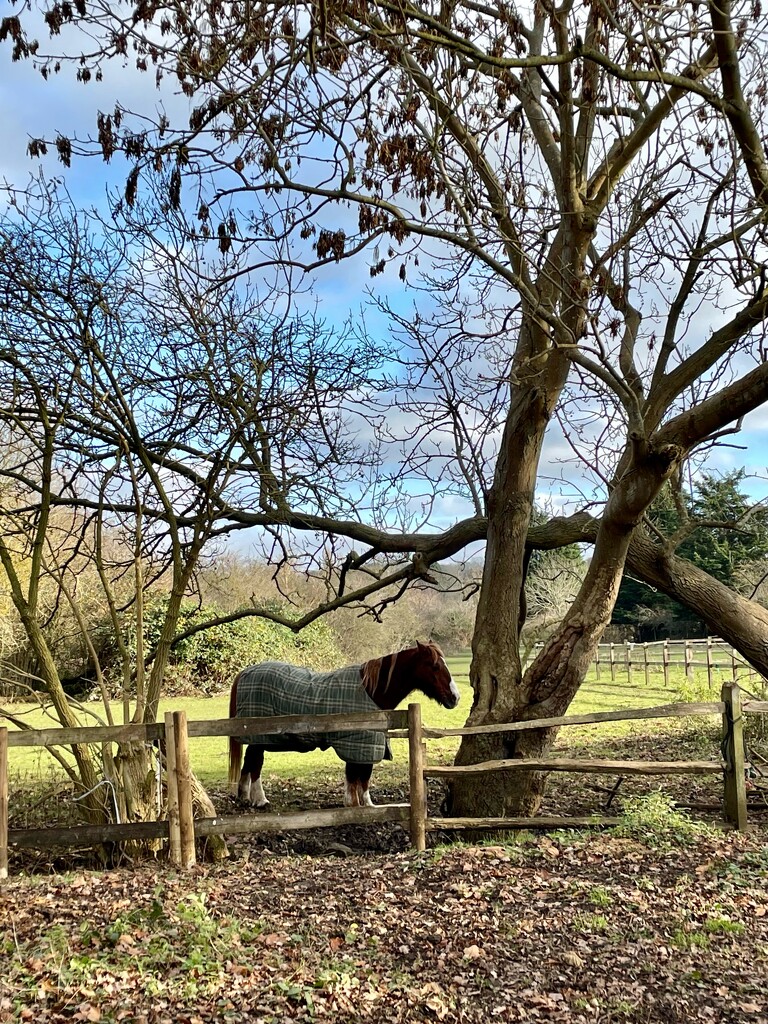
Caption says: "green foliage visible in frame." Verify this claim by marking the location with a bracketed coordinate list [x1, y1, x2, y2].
[670, 914, 744, 951]
[574, 912, 610, 934]
[587, 885, 613, 908]
[683, 471, 768, 587]
[613, 470, 768, 638]
[614, 792, 718, 849]
[135, 600, 343, 694]
[702, 916, 744, 935]
[671, 673, 720, 706]
[671, 927, 711, 950]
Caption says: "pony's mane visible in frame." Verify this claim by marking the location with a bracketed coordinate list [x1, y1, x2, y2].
[361, 653, 394, 696]
[360, 659, 378, 695]
[360, 642, 442, 698]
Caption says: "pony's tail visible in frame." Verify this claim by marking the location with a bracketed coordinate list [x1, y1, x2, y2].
[228, 673, 243, 794]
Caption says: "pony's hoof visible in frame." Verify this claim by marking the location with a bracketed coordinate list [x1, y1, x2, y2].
[255, 800, 270, 811]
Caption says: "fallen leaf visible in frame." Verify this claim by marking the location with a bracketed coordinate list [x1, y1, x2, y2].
[563, 951, 586, 969]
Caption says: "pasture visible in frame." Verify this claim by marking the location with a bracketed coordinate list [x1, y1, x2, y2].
[5, 654, 696, 788]
[4, 654, 761, 845]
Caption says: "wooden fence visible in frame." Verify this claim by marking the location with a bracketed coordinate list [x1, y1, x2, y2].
[525, 636, 768, 689]
[1, 682, 766, 874]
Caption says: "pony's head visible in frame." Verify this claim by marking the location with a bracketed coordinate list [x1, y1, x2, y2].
[412, 641, 461, 709]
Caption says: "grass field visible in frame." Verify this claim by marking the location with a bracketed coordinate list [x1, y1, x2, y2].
[3, 652, 722, 791]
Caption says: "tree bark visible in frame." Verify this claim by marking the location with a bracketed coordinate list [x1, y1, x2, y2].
[626, 531, 768, 675]
[529, 512, 768, 678]
[108, 743, 227, 861]
[451, 435, 681, 817]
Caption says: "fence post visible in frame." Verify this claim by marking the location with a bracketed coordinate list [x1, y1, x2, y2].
[626, 642, 633, 685]
[721, 683, 748, 831]
[685, 641, 693, 680]
[663, 640, 670, 688]
[610, 643, 616, 682]
[172, 711, 196, 868]
[706, 637, 714, 690]
[643, 643, 650, 686]
[164, 712, 182, 866]
[408, 703, 427, 852]
[0, 727, 8, 880]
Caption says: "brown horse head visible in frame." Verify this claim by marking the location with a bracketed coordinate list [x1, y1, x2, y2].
[361, 641, 460, 710]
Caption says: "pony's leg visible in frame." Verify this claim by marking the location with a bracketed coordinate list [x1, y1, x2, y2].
[361, 770, 375, 807]
[241, 746, 269, 808]
[237, 755, 251, 804]
[344, 763, 374, 807]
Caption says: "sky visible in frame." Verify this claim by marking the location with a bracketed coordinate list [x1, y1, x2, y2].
[2, 19, 768, 533]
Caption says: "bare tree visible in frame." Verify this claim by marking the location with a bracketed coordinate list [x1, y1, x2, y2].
[522, 548, 587, 657]
[0, 182, 387, 830]
[4, 0, 768, 817]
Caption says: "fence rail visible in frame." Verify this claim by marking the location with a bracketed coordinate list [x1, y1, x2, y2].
[525, 636, 768, 690]
[0, 682, 765, 874]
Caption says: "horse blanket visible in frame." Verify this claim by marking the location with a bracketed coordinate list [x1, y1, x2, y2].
[236, 661, 393, 763]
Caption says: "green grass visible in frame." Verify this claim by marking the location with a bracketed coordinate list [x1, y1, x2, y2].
[3, 654, 714, 788]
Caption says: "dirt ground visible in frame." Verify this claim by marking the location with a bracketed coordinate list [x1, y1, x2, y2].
[2, 723, 767, 1023]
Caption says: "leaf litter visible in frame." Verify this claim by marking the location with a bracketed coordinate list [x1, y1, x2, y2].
[2, 828, 767, 1023]
[3, 723, 767, 1021]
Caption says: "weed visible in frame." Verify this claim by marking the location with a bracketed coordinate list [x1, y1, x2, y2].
[587, 885, 613, 908]
[3, 888, 266, 1007]
[615, 791, 718, 848]
[574, 912, 610, 933]
[673, 674, 721, 706]
[429, 833, 530, 863]
[671, 927, 710, 950]
[610, 999, 638, 1015]
[703, 917, 745, 936]
[275, 978, 317, 1015]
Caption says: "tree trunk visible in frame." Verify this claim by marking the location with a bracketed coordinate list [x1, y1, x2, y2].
[530, 512, 768, 678]
[451, 436, 680, 817]
[20, 618, 106, 824]
[449, 325, 571, 815]
[191, 776, 228, 862]
[625, 531, 768, 675]
[110, 741, 227, 861]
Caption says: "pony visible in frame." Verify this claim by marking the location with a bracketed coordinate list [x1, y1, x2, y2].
[228, 641, 460, 807]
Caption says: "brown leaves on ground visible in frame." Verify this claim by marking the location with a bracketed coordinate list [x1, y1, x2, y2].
[1, 829, 767, 1024]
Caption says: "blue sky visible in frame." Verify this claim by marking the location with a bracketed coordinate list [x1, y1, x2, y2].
[2, 33, 767, 524]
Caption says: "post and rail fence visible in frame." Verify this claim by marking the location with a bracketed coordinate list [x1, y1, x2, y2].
[526, 636, 768, 690]
[1, 682, 766, 874]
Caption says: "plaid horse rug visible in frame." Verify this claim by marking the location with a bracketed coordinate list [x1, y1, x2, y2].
[235, 661, 393, 763]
